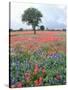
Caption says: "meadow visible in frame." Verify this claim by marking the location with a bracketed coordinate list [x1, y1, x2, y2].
[10, 30, 66, 88]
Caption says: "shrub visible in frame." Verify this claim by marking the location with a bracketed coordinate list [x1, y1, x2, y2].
[40, 25, 45, 30]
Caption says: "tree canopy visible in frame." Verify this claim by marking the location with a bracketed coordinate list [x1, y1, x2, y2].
[22, 8, 43, 34]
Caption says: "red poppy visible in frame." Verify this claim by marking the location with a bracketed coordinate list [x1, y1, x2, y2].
[42, 67, 46, 75]
[34, 64, 39, 75]
[34, 69, 38, 75]
[38, 77, 43, 85]
[34, 79, 39, 86]
[16, 81, 23, 88]
[35, 64, 39, 69]
[55, 74, 61, 80]
[24, 72, 31, 82]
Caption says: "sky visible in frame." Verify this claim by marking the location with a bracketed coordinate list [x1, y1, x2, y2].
[11, 2, 66, 30]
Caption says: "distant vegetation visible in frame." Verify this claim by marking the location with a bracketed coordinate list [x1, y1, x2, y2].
[40, 25, 45, 31]
[19, 28, 23, 31]
[9, 28, 23, 32]
[9, 28, 66, 32]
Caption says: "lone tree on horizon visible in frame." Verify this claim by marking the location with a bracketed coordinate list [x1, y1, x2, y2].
[22, 8, 42, 34]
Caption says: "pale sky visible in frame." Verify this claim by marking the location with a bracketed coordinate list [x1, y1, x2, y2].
[11, 2, 66, 30]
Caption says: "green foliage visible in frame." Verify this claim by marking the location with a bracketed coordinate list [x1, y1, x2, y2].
[10, 49, 66, 87]
[22, 8, 42, 34]
[40, 25, 45, 30]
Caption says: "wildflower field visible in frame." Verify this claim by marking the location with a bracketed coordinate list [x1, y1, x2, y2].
[10, 31, 66, 88]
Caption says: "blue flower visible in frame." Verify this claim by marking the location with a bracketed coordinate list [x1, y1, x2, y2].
[49, 53, 61, 59]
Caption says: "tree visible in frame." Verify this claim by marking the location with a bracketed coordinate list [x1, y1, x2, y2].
[40, 25, 45, 31]
[22, 8, 42, 34]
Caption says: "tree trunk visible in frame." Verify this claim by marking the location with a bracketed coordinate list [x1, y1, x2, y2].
[34, 29, 36, 34]
[33, 26, 36, 34]
[32, 25, 36, 34]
